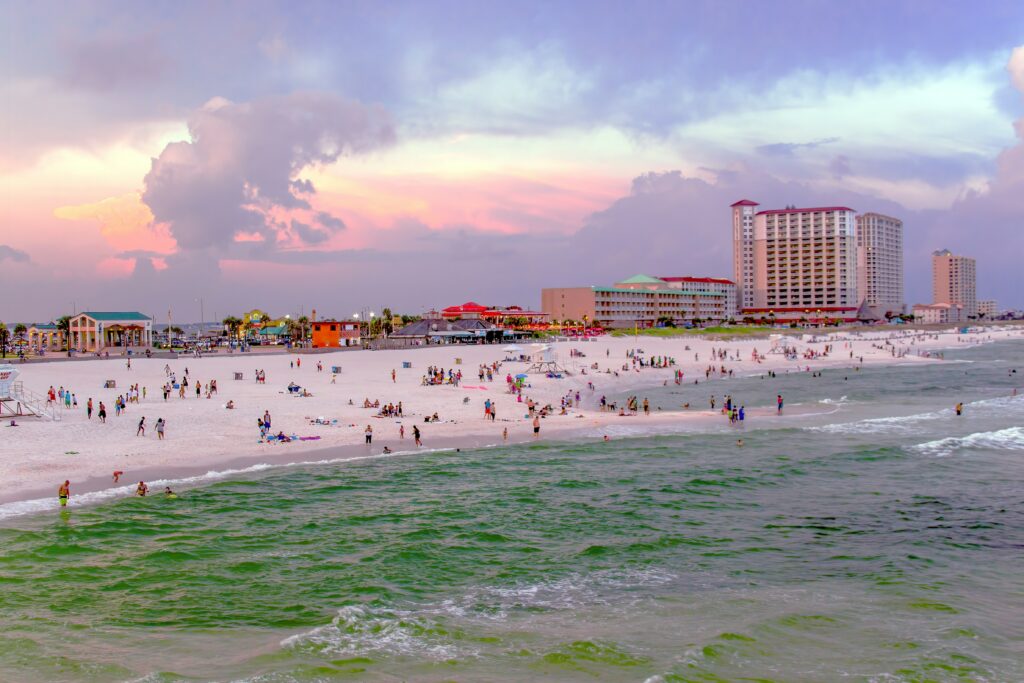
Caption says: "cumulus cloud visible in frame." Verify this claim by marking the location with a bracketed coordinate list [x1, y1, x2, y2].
[0, 245, 30, 263]
[141, 92, 395, 253]
[1008, 45, 1024, 94]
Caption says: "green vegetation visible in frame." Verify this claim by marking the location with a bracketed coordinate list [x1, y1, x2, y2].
[610, 325, 776, 338]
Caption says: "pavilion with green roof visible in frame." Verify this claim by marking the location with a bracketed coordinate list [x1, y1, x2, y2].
[69, 311, 153, 352]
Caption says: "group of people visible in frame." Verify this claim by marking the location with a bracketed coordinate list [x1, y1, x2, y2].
[45, 385, 77, 409]
[58, 479, 176, 508]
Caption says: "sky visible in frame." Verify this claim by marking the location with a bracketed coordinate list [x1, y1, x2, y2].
[1, 0, 1023, 322]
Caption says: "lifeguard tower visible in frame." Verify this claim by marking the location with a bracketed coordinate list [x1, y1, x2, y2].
[0, 365, 58, 420]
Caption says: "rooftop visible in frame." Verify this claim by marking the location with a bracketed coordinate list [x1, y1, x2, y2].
[730, 199, 759, 207]
[756, 206, 854, 216]
[659, 276, 735, 285]
[78, 311, 152, 321]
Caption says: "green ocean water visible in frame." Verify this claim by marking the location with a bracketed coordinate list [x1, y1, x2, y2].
[1, 341, 1023, 682]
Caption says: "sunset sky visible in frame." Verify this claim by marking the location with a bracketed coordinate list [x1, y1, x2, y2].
[2, 1, 1023, 322]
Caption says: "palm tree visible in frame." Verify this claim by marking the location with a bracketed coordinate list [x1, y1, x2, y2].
[56, 315, 71, 349]
[0, 321, 9, 358]
[297, 315, 310, 342]
[381, 308, 393, 335]
[286, 319, 302, 341]
[13, 323, 27, 338]
[222, 316, 242, 339]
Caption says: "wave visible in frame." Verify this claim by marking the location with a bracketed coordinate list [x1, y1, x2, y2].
[818, 396, 848, 405]
[809, 394, 1023, 436]
[281, 567, 676, 660]
[910, 427, 1024, 457]
[0, 447, 454, 522]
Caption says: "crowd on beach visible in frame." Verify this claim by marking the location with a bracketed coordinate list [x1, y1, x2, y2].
[24, 326, 1023, 513]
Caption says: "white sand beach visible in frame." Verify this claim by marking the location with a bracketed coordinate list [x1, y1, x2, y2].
[2, 325, 1021, 513]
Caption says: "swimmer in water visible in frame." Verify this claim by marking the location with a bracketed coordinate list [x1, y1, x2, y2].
[382, 446, 392, 454]
[955, 402, 963, 416]
[164, 487, 177, 498]
[58, 480, 70, 507]
[737, 439, 744, 447]
[136, 481, 149, 497]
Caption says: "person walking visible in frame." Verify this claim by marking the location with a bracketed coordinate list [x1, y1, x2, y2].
[156, 418, 165, 440]
[87, 398, 93, 420]
[413, 425, 421, 447]
[137, 416, 146, 436]
[365, 425, 373, 444]
[532, 415, 540, 438]
[58, 480, 70, 508]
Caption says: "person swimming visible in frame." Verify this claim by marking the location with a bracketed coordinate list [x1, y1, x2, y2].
[164, 487, 177, 498]
[136, 481, 148, 497]
[58, 480, 70, 507]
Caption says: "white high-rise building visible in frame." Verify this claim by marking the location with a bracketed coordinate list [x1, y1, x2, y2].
[731, 200, 758, 310]
[855, 213, 904, 316]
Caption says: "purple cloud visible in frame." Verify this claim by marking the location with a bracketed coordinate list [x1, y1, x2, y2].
[0, 245, 30, 263]
[142, 93, 395, 251]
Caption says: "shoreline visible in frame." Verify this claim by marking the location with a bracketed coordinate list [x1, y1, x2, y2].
[2, 325, 1021, 520]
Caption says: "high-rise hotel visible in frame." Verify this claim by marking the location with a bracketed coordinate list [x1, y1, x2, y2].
[932, 249, 976, 318]
[731, 200, 860, 321]
[856, 213, 905, 316]
[732, 200, 904, 321]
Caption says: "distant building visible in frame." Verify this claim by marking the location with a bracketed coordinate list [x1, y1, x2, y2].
[978, 300, 998, 317]
[731, 199, 759, 311]
[856, 213, 904, 317]
[27, 323, 64, 351]
[439, 302, 548, 325]
[311, 320, 361, 348]
[541, 274, 736, 328]
[69, 312, 152, 352]
[913, 302, 964, 325]
[731, 200, 860, 320]
[932, 249, 977, 318]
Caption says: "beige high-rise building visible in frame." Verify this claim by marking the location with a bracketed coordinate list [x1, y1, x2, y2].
[856, 213, 904, 316]
[731, 200, 758, 310]
[932, 249, 976, 317]
[731, 200, 860, 320]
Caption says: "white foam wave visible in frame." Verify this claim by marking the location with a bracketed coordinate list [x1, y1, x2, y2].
[809, 393, 1023, 436]
[281, 567, 677, 660]
[911, 427, 1024, 457]
[281, 604, 471, 661]
[818, 395, 848, 405]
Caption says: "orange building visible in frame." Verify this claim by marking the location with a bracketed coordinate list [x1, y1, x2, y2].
[311, 320, 361, 348]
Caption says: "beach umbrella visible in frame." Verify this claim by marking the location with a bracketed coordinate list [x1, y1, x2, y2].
[515, 373, 528, 379]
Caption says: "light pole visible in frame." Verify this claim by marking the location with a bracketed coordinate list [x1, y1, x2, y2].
[195, 297, 204, 336]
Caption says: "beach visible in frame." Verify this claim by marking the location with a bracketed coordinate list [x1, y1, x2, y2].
[1, 329, 1023, 682]
[2, 325, 1021, 515]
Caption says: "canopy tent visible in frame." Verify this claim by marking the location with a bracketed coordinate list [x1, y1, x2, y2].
[502, 344, 523, 352]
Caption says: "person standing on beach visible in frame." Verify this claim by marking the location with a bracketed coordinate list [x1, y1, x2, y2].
[58, 480, 70, 508]
[503, 427, 508, 441]
[87, 398, 93, 420]
[777, 394, 784, 413]
[399, 424, 405, 439]
[137, 416, 145, 436]
[365, 425, 373, 444]
[391, 369, 396, 383]
[156, 418, 165, 440]
[643, 398, 650, 416]
[98, 401, 107, 423]
[532, 415, 540, 438]
[955, 402, 963, 416]
[413, 425, 422, 446]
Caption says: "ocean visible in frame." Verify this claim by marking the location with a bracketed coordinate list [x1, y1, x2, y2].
[1, 340, 1022, 682]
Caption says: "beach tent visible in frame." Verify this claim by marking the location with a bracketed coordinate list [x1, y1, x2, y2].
[502, 344, 523, 352]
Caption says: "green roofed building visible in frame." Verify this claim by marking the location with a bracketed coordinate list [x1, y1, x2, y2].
[69, 312, 153, 352]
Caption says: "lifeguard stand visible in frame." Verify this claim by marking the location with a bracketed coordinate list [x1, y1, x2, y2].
[0, 364, 56, 420]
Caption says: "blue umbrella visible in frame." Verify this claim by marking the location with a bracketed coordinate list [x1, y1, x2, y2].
[515, 373, 528, 379]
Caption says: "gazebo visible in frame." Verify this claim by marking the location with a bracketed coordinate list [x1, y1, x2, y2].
[69, 312, 153, 352]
